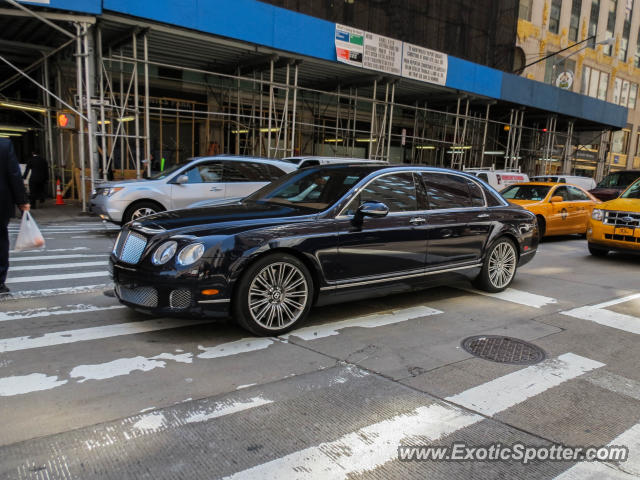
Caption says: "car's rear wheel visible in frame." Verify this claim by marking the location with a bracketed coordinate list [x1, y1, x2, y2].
[474, 237, 518, 293]
[588, 243, 609, 257]
[123, 200, 164, 224]
[233, 253, 314, 336]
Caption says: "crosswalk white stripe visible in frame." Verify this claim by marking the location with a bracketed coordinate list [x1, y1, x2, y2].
[461, 287, 558, 308]
[0, 318, 209, 353]
[10, 254, 109, 262]
[223, 353, 604, 480]
[554, 422, 640, 479]
[10, 261, 108, 272]
[280, 306, 442, 341]
[6, 271, 109, 283]
[9, 247, 91, 254]
[0, 304, 125, 323]
[562, 294, 640, 335]
[1, 284, 111, 300]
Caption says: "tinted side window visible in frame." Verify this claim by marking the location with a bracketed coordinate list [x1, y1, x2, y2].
[222, 161, 261, 182]
[553, 186, 571, 201]
[568, 186, 589, 201]
[466, 179, 486, 207]
[477, 173, 489, 182]
[264, 164, 286, 180]
[358, 173, 418, 212]
[184, 162, 222, 184]
[422, 173, 472, 209]
[486, 191, 504, 207]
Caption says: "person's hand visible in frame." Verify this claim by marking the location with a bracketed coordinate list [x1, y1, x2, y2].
[19, 204, 30, 212]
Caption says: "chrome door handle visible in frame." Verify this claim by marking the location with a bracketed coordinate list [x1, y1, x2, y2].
[477, 213, 490, 218]
[409, 217, 426, 225]
[210, 186, 223, 192]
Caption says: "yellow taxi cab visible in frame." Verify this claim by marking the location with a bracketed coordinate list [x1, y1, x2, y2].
[500, 182, 601, 237]
[587, 177, 640, 256]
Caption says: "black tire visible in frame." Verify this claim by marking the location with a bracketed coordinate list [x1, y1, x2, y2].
[233, 253, 314, 336]
[122, 200, 164, 224]
[588, 243, 609, 257]
[536, 215, 546, 238]
[473, 237, 518, 293]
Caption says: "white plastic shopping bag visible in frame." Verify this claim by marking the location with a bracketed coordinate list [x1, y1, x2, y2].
[14, 211, 46, 251]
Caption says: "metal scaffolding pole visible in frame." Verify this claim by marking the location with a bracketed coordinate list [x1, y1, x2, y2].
[563, 120, 574, 174]
[386, 83, 396, 162]
[75, 23, 86, 211]
[144, 33, 151, 176]
[97, 26, 108, 180]
[82, 23, 98, 192]
[43, 56, 55, 196]
[479, 102, 492, 167]
[132, 33, 141, 178]
[368, 79, 377, 159]
[267, 59, 274, 158]
[290, 63, 298, 156]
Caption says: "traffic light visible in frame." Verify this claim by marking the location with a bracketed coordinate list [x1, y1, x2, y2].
[57, 112, 76, 130]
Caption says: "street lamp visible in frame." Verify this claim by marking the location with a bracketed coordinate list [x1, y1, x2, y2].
[513, 36, 615, 75]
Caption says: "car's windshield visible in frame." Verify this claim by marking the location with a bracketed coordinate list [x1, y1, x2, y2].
[597, 172, 640, 188]
[244, 168, 368, 211]
[621, 179, 640, 199]
[501, 185, 551, 201]
[148, 163, 184, 180]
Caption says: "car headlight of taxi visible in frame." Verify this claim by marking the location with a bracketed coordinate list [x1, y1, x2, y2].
[152, 241, 178, 265]
[177, 243, 205, 266]
[591, 209, 604, 221]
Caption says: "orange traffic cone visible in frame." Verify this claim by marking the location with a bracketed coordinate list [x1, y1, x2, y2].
[55, 179, 65, 205]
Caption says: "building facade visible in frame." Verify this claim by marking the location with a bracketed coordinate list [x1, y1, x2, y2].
[517, 0, 640, 172]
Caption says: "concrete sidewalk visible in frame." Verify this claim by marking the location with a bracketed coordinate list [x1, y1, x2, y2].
[11, 200, 102, 224]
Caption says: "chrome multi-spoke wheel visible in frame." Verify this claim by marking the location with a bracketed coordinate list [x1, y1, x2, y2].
[474, 238, 518, 293]
[248, 262, 309, 330]
[235, 254, 313, 335]
[132, 207, 157, 220]
[488, 241, 517, 289]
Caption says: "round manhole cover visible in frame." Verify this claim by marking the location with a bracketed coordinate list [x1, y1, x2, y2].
[461, 335, 546, 365]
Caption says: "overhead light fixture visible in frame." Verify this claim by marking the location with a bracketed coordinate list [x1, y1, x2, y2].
[416, 145, 436, 150]
[449, 146, 472, 150]
[259, 127, 279, 133]
[324, 138, 344, 143]
[0, 102, 46, 113]
[0, 132, 22, 137]
[118, 116, 135, 122]
[356, 138, 377, 143]
[0, 126, 29, 132]
[98, 120, 111, 125]
[232, 129, 249, 134]
[484, 150, 505, 155]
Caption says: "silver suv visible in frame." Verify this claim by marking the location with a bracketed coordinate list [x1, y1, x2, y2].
[90, 155, 296, 224]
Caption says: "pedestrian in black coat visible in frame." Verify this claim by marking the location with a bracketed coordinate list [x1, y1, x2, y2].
[23, 151, 49, 208]
[0, 139, 30, 294]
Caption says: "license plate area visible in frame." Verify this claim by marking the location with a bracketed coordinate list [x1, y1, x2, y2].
[615, 227, 635, 236]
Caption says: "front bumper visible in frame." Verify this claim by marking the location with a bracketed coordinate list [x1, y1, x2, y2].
[90, 195, 127, 223]
[111, 260, 232, 318]
[587, 220, 640, 253]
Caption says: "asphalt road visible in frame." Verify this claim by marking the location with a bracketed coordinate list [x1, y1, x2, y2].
[0, 217, 639, 479]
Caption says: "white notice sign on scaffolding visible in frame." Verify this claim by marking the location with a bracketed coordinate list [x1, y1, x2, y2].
[402, 42, 448, 86]
[335, 24, 365, 67]
[362, 32, 402, 76]
[18, 0, 51, 4]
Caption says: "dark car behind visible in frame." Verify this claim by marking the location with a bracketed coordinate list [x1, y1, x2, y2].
[589, 170, 640, 201]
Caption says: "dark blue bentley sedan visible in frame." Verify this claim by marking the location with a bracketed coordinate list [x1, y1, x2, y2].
[110, 165, 538, 335]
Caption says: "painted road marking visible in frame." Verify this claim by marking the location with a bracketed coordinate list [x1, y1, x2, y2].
[554, 422, 640, 479]
[562, 294, 640, 335]
[224, 353, 603, 480]
[9, 247, 91, 254]
[280, 306, 442, 341]
[10, 254, 109, 262]
[0, 304, 125, 323]
[0, 373, 67, 397]
[461, 287, 558, 308]
[0, 284, 112, 300]
[10, 261, 108, 272]
[6, 271, 110, 284]
[0, 318, 210, 353]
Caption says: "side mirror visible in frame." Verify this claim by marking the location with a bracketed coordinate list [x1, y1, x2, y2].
[175, 175, 188, 185]
[357, 201, 389, 218]
[550, 195, 564, 203]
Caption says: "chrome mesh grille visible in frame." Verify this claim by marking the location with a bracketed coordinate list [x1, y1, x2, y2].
[119, 231, 147, 264]
[169, 289, 192, 309]
[604, 211, 640, 227]
[116, 285, 158, 307]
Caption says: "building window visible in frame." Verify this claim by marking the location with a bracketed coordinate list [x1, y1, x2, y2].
[611, 129, 630, 154]
[581, 66, 609, 100]
[619, 0, 633, 61]
[621, 80, 630, 105]
[519, 0, 533, 20]
[604, 0, 617, 55]
[581, 66, 592, 94]
[612, 77, 638, 108]
[549, 0, 562, 33]
[569, 0, 582, 41]
[636, 133, 640, 156]
[613, 77, 622, 103]
[588, 0, 600, 48]
[598, 72, 609, 100]
[636, 40, 640, 67]
[629, 83, 638, 109]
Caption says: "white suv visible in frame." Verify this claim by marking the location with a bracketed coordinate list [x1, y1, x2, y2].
[90, 155, 296, 224]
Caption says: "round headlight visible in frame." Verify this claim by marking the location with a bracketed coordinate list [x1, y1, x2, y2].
[177, 243, 205, 266]
[591, 209, 604, 221]
[152, 241, 177, 265]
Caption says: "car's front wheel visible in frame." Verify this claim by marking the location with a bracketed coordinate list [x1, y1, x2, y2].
[588, 243, 609, 257]
[122, 200, 164, 224]
[233, 253, 314, 336]
[474, 237, 518, 293]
